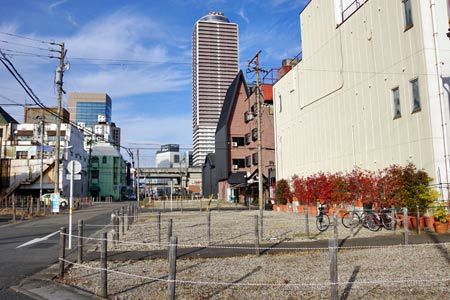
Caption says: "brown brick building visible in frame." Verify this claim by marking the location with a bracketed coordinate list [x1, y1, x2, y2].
[210, 71, 275, 204]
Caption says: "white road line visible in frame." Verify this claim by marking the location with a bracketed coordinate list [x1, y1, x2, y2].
[16, 231, 60, 249]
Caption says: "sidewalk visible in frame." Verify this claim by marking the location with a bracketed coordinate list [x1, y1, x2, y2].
[11, 231, 450, 300]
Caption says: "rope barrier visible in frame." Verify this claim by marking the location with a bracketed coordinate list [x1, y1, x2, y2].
[63, 233, 450, 252]
[60, 258, 450, 288]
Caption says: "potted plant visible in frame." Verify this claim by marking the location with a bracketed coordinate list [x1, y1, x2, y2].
[433, 202, 449, 233]
[424, 208, 435, 229]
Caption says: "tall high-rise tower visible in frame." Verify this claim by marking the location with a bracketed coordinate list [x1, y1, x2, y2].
[192, 12, 239, 166]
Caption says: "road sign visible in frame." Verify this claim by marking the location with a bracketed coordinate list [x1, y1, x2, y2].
[67, 160, 82, 174]
[66, 174, 81, 180]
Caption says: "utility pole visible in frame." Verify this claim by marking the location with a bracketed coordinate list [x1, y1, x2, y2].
[136, 149, 140, 204]
[248, 50, 264, 239]
[53, 42, 67, 195]
[39, 118, 45, 213]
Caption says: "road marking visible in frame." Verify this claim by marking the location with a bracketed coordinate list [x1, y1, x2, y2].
[16, 231, 60, 249]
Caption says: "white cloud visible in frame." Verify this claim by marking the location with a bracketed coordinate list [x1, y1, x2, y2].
[238, 8, 250, 24]
[65, 11, 165, 62]
[48, 0, 69, 14]
[67, 14, 78, 27]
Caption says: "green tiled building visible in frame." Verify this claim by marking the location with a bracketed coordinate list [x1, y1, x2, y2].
[89, 143, 127, 200]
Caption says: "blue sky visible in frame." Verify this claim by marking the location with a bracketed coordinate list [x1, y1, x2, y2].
[0, 0, 307, 166]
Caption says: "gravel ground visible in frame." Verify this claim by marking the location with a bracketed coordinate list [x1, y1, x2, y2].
[63, 201, 450, 299]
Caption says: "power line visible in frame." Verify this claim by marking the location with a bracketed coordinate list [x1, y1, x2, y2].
[0, 50, 133, 158]
[0, 48, 54, 59]
[0, 39, 53, 52]
[0, 31, 52, 45]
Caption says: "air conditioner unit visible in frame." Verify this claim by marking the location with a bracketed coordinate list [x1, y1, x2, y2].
[245, 111, 254, 122]
[231, 142, 238, 147]
[232, 165, 238, 170]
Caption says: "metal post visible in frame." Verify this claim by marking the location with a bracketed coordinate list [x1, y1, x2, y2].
[167, 219, 172, 252]
[111, 212, 117, 247]
[333, 212, 338, 241]
[259, 209, 263, 242]
[168, 236, 178, 300]
[416, 205, 421, 235]
[329, 238, 338, 300]
[124, 210, 128, 232]
[349, 210, 354, 237]
[77, 220, 83, 264]
[207, 211, 211, 245]
[403, 207, 409, 245]
[121, 207, 125, 236]
[12, 195, 16, 222]
[254, 215, 260, 256]
[59, 227, 66, 279]
[304, 206, 309, 238]
[157, 212, 161, 246]
[99, 232, 108, 298]
[391, 206, 396, 235]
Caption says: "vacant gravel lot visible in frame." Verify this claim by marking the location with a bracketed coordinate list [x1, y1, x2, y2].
[63, 202, 450, 299]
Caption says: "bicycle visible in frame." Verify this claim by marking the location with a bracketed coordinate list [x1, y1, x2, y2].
[362, 208, 396, 231]
[316, 204, 330, 231]
[341, 210, 361, 228]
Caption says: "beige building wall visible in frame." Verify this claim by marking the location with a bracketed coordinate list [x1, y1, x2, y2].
[274, 0, 450, 190]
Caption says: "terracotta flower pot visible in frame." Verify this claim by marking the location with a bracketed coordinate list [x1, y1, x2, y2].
[411, 216, 425, 230]
[424, 216, 435, 229]
[272, 204, 278, 211]
[434, 221, 449, 234]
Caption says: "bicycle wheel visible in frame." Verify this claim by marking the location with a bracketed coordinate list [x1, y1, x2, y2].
[316, 214, 330, 232]
[364, 213, 382, 231]
[382, 214, 396, 230]
[341, 212, 361, 228]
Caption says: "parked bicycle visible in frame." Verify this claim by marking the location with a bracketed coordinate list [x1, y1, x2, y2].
[316, 203, 330, 231]
[341, 210, 362, 228]
[362, 207, 396, 231]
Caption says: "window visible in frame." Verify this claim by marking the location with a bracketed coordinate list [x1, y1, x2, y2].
[232, 137, 245, 147]
[245, 156, 251, 167]
[92, 157, 99, 163]
[245, 133, 251, 145]
[252, 128, 258, 141]
[16, 151, 28, 159]
[278, 95, 282, 112]
[410, 78, 421, 113]
[403, 0, 413, 29]
[232, 159, 246, 168]
[252, 152, 258, 165]
[392, 87, 401, 119]
[92, 170, 99, 179]
[102, 156, 107, 164]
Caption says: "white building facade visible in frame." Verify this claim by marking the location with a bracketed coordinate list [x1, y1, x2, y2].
[6, 122, 88, 198]
[273, 0, 450, 193]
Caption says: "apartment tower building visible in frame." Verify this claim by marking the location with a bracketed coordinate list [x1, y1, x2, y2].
[192, 12, 239, 166]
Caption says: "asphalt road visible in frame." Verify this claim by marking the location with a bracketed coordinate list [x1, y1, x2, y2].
[0, 201, 130, 299]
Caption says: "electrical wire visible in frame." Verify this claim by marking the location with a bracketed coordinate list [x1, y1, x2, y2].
[0, 31, 53, 44]
[0, 39, 53, 52]
[0, 51, 133, 157]
[0, 48, 55, 59]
